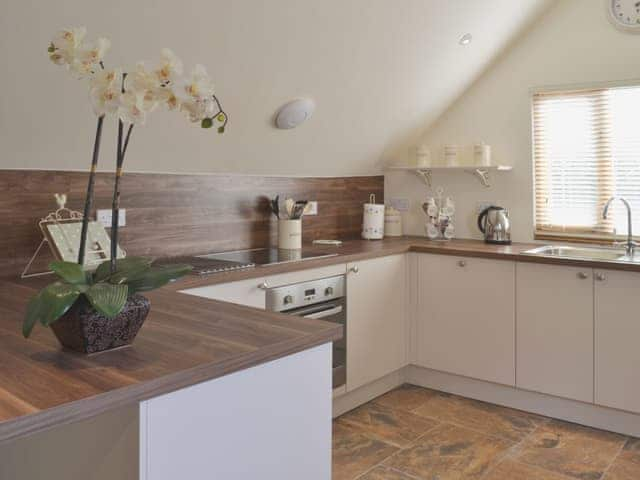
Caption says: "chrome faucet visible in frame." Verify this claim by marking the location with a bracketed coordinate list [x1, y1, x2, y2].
[603, 197, 638, 256]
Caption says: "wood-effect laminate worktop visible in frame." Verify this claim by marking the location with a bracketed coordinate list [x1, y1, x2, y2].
[0, 236, 636, 444]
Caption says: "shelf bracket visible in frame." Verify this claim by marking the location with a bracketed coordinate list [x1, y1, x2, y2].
[468, 168, 492, 188]
[413, 169, 432, 187]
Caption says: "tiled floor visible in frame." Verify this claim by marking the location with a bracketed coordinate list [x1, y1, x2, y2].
[333, 384, 640, 480]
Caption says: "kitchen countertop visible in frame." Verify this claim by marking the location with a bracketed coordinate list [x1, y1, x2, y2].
[0, 236, 637, 444]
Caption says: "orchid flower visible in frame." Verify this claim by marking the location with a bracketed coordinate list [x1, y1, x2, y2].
[89, 68, 122, 116]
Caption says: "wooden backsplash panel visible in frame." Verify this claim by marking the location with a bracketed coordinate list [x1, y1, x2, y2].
[0, 170, 383, 276]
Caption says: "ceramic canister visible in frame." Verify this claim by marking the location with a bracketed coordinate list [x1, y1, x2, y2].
[415, 145, 431, 168]
[384, 206, 403, 237]
[444, 145, 459, 167]
[473, 143, 492, 167]
[362, 194, 385, 240]
[278, 219, 302, 250]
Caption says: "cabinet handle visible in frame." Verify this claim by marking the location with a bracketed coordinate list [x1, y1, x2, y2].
[457, 260, 467, 268]
[577, 272, 589, 280]
[595, 273, 606, 282]
[257, 281, 269, 290]
[349, 266, 359, 274]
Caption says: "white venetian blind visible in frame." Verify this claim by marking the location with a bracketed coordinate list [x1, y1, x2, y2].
[533, 85, 640, 239]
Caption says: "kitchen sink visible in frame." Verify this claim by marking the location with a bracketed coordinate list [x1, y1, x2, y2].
[522, 245, 637, 263]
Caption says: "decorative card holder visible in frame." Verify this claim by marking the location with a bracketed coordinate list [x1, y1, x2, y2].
[22, 194, 126, 278]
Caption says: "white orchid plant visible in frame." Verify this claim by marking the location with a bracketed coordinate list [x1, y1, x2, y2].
[48, 26, 227, 272]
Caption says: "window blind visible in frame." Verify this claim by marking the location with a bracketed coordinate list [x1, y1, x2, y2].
[533, 85, 640, 239]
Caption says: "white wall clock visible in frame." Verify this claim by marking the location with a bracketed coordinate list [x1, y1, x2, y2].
[608, 0, 640, 32]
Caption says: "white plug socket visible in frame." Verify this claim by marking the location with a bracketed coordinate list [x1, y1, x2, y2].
[97, 209, 126, 228]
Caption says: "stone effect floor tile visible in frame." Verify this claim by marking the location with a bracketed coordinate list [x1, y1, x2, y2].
[384, 423, 513, 480]
[332, 422, 399, 480]
[337, 401, 439, 448]
[483, 459, 573, 480]
[412, 391, 547, 442]
[357, 465, 418, 480]
[605, 458, 640, 480]
[617, 437, 640, 466]
[332, 385, 634, 480]
[373, 383, 438, 412]
[514, 419, 627, 480]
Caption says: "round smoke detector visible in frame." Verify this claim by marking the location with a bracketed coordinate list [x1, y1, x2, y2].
[275, 98, 315, 129]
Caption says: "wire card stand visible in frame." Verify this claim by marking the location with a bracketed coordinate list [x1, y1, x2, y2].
[22, 194, 126, 278]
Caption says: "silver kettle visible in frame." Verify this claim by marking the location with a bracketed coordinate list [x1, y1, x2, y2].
[478, 206, 511, 245]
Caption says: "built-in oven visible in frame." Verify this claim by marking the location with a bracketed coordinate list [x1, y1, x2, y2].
[266, 275, 346, 389]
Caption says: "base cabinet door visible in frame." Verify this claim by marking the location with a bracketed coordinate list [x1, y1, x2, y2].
[595, 269, 640, 413]
[516, 262, 593, 403]
[346, 254, 407, 391]
[416, 254, 515, 386]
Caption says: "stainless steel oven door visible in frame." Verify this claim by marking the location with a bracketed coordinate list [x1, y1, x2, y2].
[286, 299, 346, 389]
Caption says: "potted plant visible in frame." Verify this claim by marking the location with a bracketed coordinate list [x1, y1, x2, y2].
[22, 27, 228, 353]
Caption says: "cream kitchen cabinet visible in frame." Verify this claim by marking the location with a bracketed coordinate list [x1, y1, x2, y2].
[415, 254, 515, 386]
[516, 262, 593, 403]
[595, 268, 640, 414]
[346, 254, 407, 391]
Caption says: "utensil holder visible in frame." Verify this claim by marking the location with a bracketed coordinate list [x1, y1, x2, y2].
[278, 219, 302, 250]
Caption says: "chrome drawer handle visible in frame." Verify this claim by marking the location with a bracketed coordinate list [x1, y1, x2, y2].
[457, 260, 467, 268]
[349, 266, 359, 274]
[257, 281, 269, 290]
[577, 272, 589, 280]
[595, 273, 606, 282]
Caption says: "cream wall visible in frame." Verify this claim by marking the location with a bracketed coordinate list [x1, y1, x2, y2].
[0, 0, 549, 176]
[386, 0, 640, 242]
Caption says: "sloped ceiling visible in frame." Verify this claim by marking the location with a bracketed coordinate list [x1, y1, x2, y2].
[0, 0, 553, 175]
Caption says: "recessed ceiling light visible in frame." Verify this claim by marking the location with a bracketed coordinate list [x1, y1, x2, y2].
[459, 33, 473, 46]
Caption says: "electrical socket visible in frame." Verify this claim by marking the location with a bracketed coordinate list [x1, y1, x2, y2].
[476, 202, 496, 214]
[305, 201, 318, 216]
[97, 209, 126, 228]
[388, 198, 410, 212]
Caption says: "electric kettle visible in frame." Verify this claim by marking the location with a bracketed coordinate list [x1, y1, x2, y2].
[477, 206, 511, 245]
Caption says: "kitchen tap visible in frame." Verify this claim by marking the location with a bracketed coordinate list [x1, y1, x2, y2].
[602, 197, 638, 256]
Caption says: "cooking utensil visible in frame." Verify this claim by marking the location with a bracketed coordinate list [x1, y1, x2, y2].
[270, 195, 280, 219]
[284, 198, 295, 219]
[292, 200, 308, 219]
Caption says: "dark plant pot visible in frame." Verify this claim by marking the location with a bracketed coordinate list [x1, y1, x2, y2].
[50, 294, 150, 354]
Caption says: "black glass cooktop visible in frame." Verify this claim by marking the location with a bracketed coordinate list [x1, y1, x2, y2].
[199, 248, 337, 267]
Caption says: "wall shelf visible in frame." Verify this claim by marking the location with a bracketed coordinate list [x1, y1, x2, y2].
[385, 165, 513, 188]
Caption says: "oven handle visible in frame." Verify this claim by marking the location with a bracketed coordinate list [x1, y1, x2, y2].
[302, 305, 343, 320]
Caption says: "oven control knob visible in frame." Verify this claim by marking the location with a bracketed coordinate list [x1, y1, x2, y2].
[325, 287, 334, 296]
[283, 295, 293, 305]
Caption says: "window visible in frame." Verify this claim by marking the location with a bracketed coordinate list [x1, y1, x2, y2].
[533, 84, 640, 240]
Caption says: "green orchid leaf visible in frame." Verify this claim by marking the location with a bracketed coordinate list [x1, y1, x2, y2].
[201, 117, 213, 128]
[23, 282, 82, 337]
[93, 256, 153, 283]
[128, 264, 193, 294]
[49, 261, 88, 285]
[84, 283, 128, 318]
[23, 294, 44, 338]
[108, 262, 153, 285]
[217, 126, 225, 134]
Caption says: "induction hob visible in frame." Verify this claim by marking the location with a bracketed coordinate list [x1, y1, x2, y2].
[198, 248, 338, 268]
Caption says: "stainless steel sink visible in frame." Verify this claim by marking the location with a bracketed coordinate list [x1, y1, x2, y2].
[522, 245, 637, 263]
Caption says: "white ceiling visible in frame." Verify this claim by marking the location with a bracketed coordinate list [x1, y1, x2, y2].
[1, 0, 554, 175]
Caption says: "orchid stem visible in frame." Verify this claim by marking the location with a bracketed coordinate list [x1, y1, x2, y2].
[78, 115, 105, 265]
